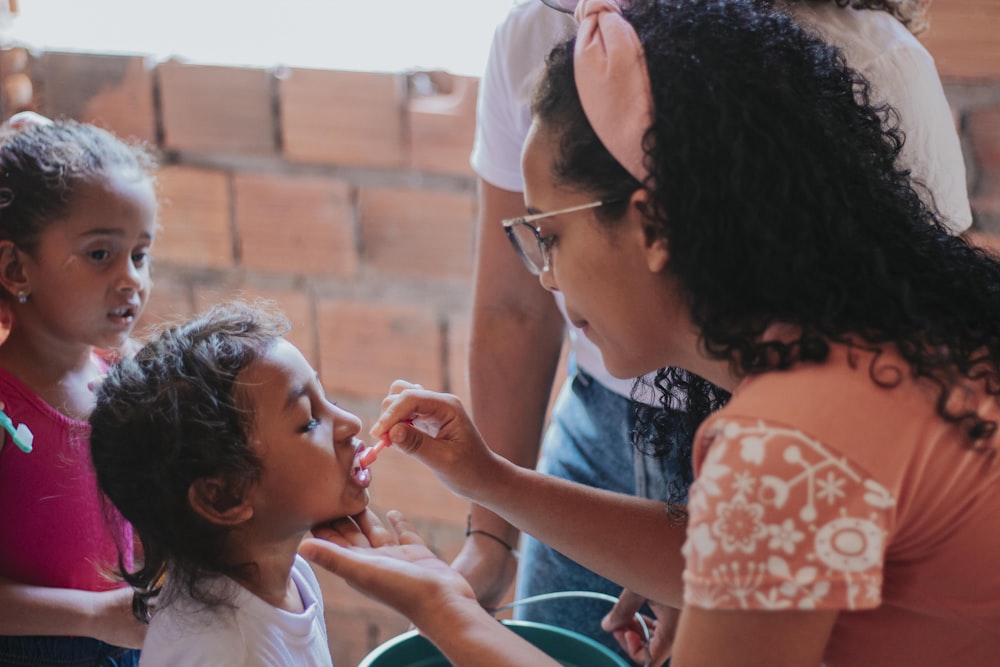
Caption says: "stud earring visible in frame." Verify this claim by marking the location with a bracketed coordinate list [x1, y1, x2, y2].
[17, 291, 27, 304]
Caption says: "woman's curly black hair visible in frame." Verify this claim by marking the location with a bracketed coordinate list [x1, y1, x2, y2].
[89, 301, 289, 621]
[533, 0, 1000, 472]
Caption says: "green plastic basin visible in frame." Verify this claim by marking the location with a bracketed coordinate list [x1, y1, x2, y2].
[358, 619, 629, 667]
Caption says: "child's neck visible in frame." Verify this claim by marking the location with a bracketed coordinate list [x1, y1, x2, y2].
[0, 329, 102, 420]
[230, 535, 306, 613]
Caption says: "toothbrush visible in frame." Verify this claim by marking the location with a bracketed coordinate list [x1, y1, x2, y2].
[359, 419, 414, 468]
[358, 434, 391, 468]
[0, 408, 33, 453]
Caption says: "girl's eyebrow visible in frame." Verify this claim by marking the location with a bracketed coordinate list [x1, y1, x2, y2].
[283, 373, 321, 411]
[284, 384, 307, 411]
[78, 228, 154, 241]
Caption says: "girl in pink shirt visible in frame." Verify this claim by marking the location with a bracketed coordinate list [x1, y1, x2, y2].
[0, 113, 158, 666]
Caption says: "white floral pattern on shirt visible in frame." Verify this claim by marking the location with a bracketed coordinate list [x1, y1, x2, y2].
[683, 417, 894, 611]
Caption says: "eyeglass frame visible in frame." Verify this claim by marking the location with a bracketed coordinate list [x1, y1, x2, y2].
[502, 199, 606, 275]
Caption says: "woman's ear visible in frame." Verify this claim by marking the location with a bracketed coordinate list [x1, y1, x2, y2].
[188, 477, 254, 526]
[629, 189, 669, 272]
[0, 241, 29, 299]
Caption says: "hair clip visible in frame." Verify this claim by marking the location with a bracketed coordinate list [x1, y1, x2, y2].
[0, 407, 33, 453]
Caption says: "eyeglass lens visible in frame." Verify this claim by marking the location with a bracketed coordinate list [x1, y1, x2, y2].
[539, 0, 579, 14]
[504, 222, 546, 275]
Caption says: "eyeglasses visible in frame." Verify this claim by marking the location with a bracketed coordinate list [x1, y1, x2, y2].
[502, 200, 605, 275]
[539, 0, 579, 13]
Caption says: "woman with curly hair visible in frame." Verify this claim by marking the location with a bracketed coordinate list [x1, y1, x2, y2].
[302, 0, 1000, 664]
[463, 0, 969, 660]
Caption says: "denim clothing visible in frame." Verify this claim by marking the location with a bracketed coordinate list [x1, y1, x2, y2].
[0, 636, 139, 667]
[513, 369, 691, 661]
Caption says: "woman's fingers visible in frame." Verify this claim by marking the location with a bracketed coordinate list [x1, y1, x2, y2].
[354, 507, 397, 547]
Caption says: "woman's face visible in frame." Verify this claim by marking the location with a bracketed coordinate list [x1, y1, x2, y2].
[520, 120, 694, 379]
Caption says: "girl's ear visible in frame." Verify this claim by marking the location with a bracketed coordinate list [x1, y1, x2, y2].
[629, 189, 669, 273]
[0, 241, 29, 299]
[188, 477, 254, 526]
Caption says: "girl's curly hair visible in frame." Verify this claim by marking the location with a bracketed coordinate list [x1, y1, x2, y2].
[533, 0, 999, 471]
[0, 119, 157, 258]
[89, 301, 289, 621]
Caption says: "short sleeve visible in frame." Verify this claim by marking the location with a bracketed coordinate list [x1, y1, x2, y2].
[682, 416, 896, 612]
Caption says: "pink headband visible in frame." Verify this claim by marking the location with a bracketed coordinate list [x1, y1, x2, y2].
[573, 0, 653, 183]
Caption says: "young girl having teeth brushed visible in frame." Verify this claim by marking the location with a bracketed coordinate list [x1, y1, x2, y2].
[89, 301, 379, 666]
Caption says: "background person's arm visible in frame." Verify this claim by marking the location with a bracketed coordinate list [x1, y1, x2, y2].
[451, 179, 568, 608]
[0, 577, 145, 648]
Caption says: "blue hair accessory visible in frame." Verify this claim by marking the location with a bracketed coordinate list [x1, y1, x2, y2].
[0, 408, 33, 453]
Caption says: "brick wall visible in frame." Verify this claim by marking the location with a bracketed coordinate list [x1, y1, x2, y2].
[1, 2, 998, 664]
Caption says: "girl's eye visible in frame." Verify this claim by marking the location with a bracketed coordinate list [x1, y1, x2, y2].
[300, 418, 320, 433]
[88, 249, 111, 261]
[132, 251, 150, 266]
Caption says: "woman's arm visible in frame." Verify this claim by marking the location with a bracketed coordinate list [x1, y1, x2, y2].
[371, 384, 689, 607]
[671, 606, 836, 667]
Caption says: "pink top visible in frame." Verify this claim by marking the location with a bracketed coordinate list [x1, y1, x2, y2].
[0, 362, 132, 592]
[684, 338, 1000, 665]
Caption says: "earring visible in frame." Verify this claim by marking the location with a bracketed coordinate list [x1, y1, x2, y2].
[17, 291, 27, 304]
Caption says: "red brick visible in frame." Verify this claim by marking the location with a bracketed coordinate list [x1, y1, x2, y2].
[155, 166, 234, 269]
[323, 607, 410, 667]
[408, 71, 478, 177]
[316, 299, 444, 400]
[194, 285, 317, 368]
[921, 0, 1000, 79]
[368, 447, 469, 524]
[359, 186, 476, 280]
[1, 48, 33, 114]
[968, 104, 1000, 201]
[233, 172, 358, 278]
[279, 68, 406, 168]
[158, 61, 274, 154]
[36, 52, 156, 143]
[133, 275, 193, 341]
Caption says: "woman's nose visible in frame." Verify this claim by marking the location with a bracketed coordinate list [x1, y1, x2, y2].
[538, 265, 560, 293]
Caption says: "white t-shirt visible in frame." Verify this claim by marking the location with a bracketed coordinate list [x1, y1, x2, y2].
[470, 0, 973, 401]
[788, 1, 972, 233]
[139, 555, 333, 667]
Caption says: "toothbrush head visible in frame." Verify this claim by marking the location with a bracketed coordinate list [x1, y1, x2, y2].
[13, 423, 32, 453]
[0, 408, 33, 453]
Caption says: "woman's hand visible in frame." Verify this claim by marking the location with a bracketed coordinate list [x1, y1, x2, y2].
[602, 588, 679, 667]
[303, 509, 558, 667]
[369, 381, 507, 501]
[302, 509, 478, 624]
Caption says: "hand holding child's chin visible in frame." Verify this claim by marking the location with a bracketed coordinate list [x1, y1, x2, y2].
[302, 509, 479, 623]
